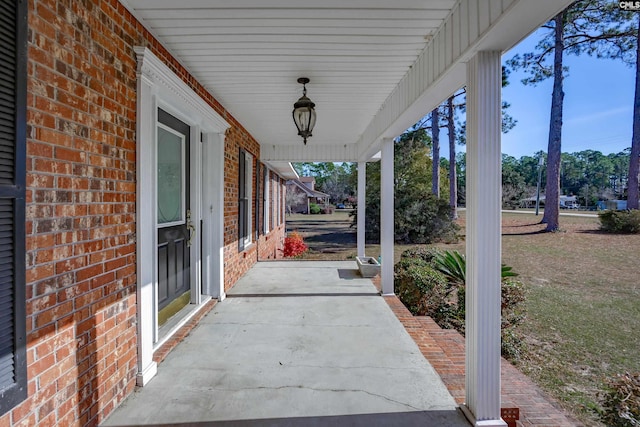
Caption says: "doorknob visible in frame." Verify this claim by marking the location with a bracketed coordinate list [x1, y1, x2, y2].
[186, 210, 195, 247]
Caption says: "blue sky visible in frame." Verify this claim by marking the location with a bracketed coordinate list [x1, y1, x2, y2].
[437, 29, 636, 160]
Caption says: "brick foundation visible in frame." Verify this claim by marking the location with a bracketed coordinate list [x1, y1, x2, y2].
[384, 294, 578, 427]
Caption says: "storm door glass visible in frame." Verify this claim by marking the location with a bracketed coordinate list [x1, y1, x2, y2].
[157, 124, 185, 226]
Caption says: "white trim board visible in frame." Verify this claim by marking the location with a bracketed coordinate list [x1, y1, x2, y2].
[134, 47, 230, 386]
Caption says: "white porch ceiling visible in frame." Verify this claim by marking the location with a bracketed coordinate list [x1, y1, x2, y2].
[121, 0, 572, 162]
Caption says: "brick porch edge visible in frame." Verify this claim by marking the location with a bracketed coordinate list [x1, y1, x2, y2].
[153, 299, 217, 365]
[383, 295, 578, 427]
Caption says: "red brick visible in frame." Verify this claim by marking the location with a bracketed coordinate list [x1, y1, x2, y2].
[18, 0, 284, 424]
[384, 295, 577, 426]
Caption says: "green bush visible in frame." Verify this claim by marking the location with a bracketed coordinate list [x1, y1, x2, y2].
[599, 372, 640, 426]
[394, 251, 463, 330]
[355, 192, 460, 244]
[395, 257, 449, 316]
[395, 196, 460, 244]
[309, 203, 321, 214]
[599, 209, 640, 234]
[500, 278, 527, 361]
[501, 327, 526, 362]
[399, 246, 442, 263]
[394, 248, 527, 361]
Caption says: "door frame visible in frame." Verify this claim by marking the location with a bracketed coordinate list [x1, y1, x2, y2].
[134, 47, 230, 386]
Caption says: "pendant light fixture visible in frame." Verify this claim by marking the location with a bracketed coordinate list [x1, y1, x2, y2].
[292, 77, 316, 145]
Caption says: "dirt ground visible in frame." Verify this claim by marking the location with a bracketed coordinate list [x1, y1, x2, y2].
[285, 211, 357, 258]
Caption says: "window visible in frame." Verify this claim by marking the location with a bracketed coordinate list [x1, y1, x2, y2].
[271, 173, 276, 228]
[263, 167, 269, 233]
[255, 162, 260, 240]
[0, 0, 27, 415]
[238, 150, 253, 251]
[277, 178, 283, 225]
[281, 179, 286, 223]
[274, 176, 280, 227]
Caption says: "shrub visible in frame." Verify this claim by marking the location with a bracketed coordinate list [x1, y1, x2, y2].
[395, 195, 461, 244]
[394, 257, 450, 317]
[355, 194, 460, 244]
[321, 206, 334, 214]
[309, 203, 321, 214]
[432, 250, 519, 285]
[501, 327, 526, 362]
[599, 210, 640, 234]
[599, 372, 640, 426]
[395, 248, 527, 361]
[500, 278, 527, 361]
[282, 231, 308, 258]
[400, 246, 442, 263]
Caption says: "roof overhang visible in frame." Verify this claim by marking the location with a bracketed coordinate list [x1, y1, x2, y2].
[263, 161, 299, 181]
[121, 0, 573, 163]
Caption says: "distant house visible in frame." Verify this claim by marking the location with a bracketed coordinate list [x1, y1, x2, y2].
[287, 177, 330, 214]
[520, 195, 580, 209]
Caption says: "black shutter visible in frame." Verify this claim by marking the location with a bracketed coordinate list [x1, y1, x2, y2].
[255, 162, 260, 239]
[0, 0, 27, 416]
[238, 150, 246, 251]
[262, 166, 268, 232]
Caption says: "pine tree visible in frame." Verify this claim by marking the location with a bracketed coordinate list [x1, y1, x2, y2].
[508, 0, 638, 228]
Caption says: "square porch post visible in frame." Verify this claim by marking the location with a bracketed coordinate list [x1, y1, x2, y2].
[464, 51, 506, 426]
[357, 161, 366, 258]
[380, 138, 394, 295]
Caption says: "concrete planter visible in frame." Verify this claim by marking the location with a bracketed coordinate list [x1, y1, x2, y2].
[356, 256, 380, 278]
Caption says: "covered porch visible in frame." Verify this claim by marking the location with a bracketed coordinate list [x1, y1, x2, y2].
[103, 261, 469, 426]
[119, 2, 576, 425]
[103, 261, 576, 426]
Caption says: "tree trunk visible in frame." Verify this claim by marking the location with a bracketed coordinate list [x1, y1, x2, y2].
[431, 107, 440, 197]
[542, 12, 565, 231]
[447, 96, 457, 219]
[627, 13, 640, 210]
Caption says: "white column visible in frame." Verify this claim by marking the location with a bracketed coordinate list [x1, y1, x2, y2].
[380, 138, 394, 295]
[135, 73, 158, 386]
[190, 125, 203, 305]
[357, 161, 366, 258]
[213, 132, 226, 301]
[201, 131, 225, 302]
[464, 51, 506, 426]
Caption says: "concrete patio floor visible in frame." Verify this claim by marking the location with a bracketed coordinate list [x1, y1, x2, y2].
[102, 261, 469, 426]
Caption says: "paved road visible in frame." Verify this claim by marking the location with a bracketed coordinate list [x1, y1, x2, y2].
[458, 208, 598, 218]
[500, 209, 598, 218]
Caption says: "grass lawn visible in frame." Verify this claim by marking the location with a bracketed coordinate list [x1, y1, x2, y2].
[286, 210, 640, 426]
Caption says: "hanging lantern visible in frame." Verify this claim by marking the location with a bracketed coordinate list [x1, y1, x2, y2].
[292, 77, 316, 145]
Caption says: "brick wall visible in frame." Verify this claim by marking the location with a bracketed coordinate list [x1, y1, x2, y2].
[1, 1, 286, 426]
[257, 224, 285, 261]
[222, 141, 287, 289]
[256, 169, 286, 262]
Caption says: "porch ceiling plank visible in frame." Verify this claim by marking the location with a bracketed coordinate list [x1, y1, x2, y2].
[161, 35, 432, 45]
[164, 45, 426, 54]
[154, 21, 443, 34]
[133, 8, 452, 21]
[161, 35, 424, 48]
[120, 0, 573, 162]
